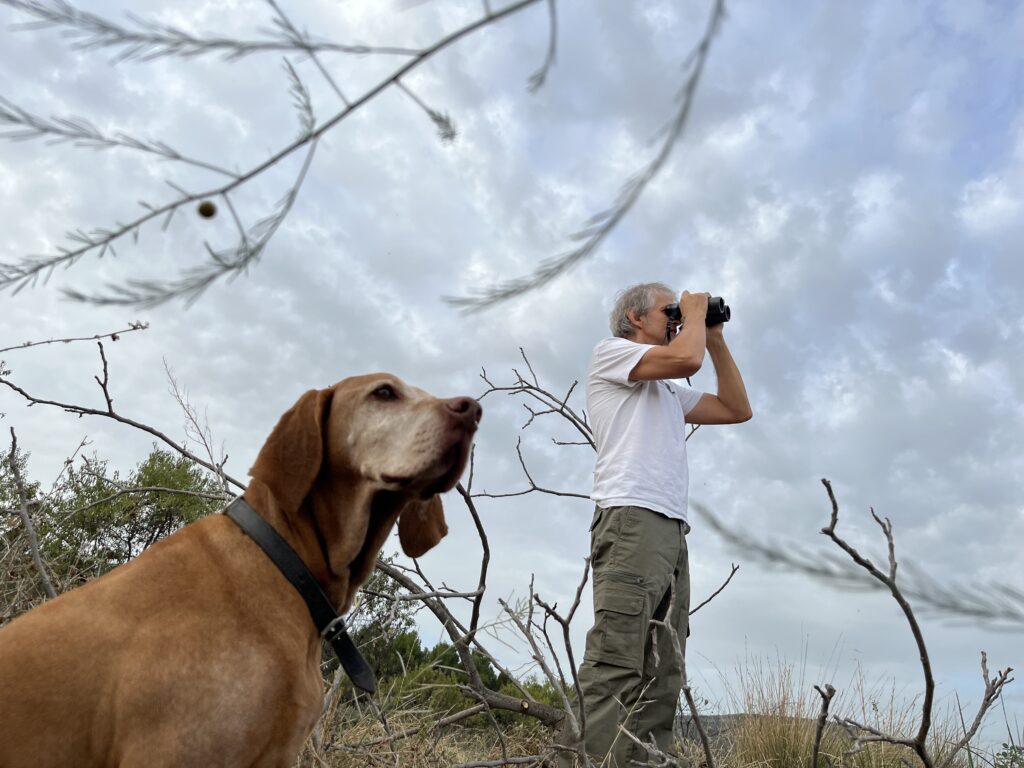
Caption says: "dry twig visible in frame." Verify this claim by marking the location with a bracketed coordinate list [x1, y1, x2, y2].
[820, 478, 1013, 767]
[6, 428, 57, 599]
[812, 683, 836, 768]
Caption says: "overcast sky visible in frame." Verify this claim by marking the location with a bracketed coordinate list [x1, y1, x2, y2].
[2, 0, 1022, 748]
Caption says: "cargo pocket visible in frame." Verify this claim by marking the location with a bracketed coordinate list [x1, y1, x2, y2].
[590, 580, 646, 673]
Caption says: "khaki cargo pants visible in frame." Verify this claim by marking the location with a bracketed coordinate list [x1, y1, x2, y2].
[559, 505, 690, 767]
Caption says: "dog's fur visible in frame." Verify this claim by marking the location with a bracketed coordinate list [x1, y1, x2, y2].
[0, 373, 481, 767]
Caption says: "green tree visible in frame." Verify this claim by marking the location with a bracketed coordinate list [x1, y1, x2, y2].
[1, 445, 225, 622]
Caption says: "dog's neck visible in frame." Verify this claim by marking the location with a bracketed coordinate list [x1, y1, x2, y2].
[243, 479, 403, 614]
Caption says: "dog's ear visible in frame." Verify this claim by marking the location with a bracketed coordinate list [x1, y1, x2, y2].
[398, 495, 448, 558]
[249, 388, 333, 513]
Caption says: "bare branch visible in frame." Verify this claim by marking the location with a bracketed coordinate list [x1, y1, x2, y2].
[648, 579, 715, 768]
[688, 562, 738, 616]
[457, 476, 491, 643]
[450, 757, 548, 768]
[164, 362, 231, 494]
[936, 653, 1014, 768]
[0, 367, 246, 491]
[812, 683, 836, 768]
[338, 704, 487, 749]
[0, 321, 148, 355]
[819, 479, 1014, 768]
[7, 428, 57, 599]
[472, 436, 589, 501]
[820, 478, 936, 759]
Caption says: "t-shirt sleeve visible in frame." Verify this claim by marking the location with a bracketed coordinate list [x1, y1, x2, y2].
[590, 338, 655, 386]
[676, 385, 704, 416]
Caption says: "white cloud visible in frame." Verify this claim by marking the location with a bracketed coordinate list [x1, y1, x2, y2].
[1, 0, 1022, 746]
[958, 175, 1023, 234]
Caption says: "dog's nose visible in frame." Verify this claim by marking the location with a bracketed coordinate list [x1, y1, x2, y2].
[445, 396, 482, 428]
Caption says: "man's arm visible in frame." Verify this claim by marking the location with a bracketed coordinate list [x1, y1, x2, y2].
[686, 328, 752, 425]
[629, 292, 708, 381]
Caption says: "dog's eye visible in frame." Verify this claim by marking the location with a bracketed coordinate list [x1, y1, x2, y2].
[372, 384, 397, 401]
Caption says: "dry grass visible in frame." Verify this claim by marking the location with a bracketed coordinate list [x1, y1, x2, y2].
[300, 655, 997, 767]
[301, 692, 552, 768]
[675, 656, 978, 768]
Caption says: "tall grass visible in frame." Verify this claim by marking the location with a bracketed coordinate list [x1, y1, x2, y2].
[677, 654, 980, 767]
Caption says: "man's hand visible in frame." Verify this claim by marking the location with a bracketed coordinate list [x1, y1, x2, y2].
[680, 290, 710, 322]
[707, 321, 725, 342]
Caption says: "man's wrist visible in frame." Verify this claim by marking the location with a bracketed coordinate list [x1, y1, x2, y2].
[706, 332, 727, 350]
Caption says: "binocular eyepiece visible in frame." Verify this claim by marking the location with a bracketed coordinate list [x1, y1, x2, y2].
[663, 296, 731, 327]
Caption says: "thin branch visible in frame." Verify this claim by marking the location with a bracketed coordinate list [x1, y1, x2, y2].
[65, 485, 228, 519]
[395, 79, 457, 144]
[1, 0, 546, 303]
[688, 562, 738, 616]
[0, 0, 424, 60]
[478, 350, 594, 448]
[457, 477, 491, 643]
[7, 428, 57, 599]
[692, 500, 1024, 629]
[0, 374, 246, 491]
[531, 558, 591, 762]
[164, 362, 231, 495]
[936, 653, 1014, 768]
[60, 138, 319, 307]
[0, 321, 148, 354]
[338, 704, 487, 749]
[526, 0, 557, 92]
[498, 587, 572, 730]
[264, 0, 349, 107]
[375, 558, 557, 723]
[649, 579, 715, 767]
[472, 436, 590, 500]
[450, 758, 548, 768]
[446, 0, 727, 311]
[0, 95, 239, 177]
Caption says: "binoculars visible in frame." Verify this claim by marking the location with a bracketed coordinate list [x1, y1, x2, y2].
[663, 296, 731, 327]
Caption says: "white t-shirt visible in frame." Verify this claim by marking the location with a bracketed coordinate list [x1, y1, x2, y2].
[586, 337, 704, 522]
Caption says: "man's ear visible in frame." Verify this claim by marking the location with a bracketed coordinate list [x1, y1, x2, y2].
[249, 388, 333, 513]
[398, 495, 448, 558]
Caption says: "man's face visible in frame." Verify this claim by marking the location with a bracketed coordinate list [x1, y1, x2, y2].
[632, 291, 679, 346]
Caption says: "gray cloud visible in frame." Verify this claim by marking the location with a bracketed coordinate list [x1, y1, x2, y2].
[2, 0, 1021, 745]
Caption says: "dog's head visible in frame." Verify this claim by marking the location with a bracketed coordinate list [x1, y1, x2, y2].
[248, 374, 481, 571]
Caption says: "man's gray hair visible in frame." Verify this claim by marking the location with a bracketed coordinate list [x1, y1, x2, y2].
[609, 282, 675, 339]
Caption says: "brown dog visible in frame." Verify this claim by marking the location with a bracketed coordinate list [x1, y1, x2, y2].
[0, 373, 481, 767]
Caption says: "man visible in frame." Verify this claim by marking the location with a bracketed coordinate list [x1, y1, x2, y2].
[563, 282, 752, 767]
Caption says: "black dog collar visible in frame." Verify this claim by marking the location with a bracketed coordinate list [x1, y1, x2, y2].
[225, 497, 377, 694]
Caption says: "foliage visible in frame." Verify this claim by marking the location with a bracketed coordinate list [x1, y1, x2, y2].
[995, 743, 1024, 768]
[1, 445, 224, 621]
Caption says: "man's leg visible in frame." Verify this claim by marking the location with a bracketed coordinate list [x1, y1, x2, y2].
[631, 521, 690, 758]
[566, 507, 683, 767]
